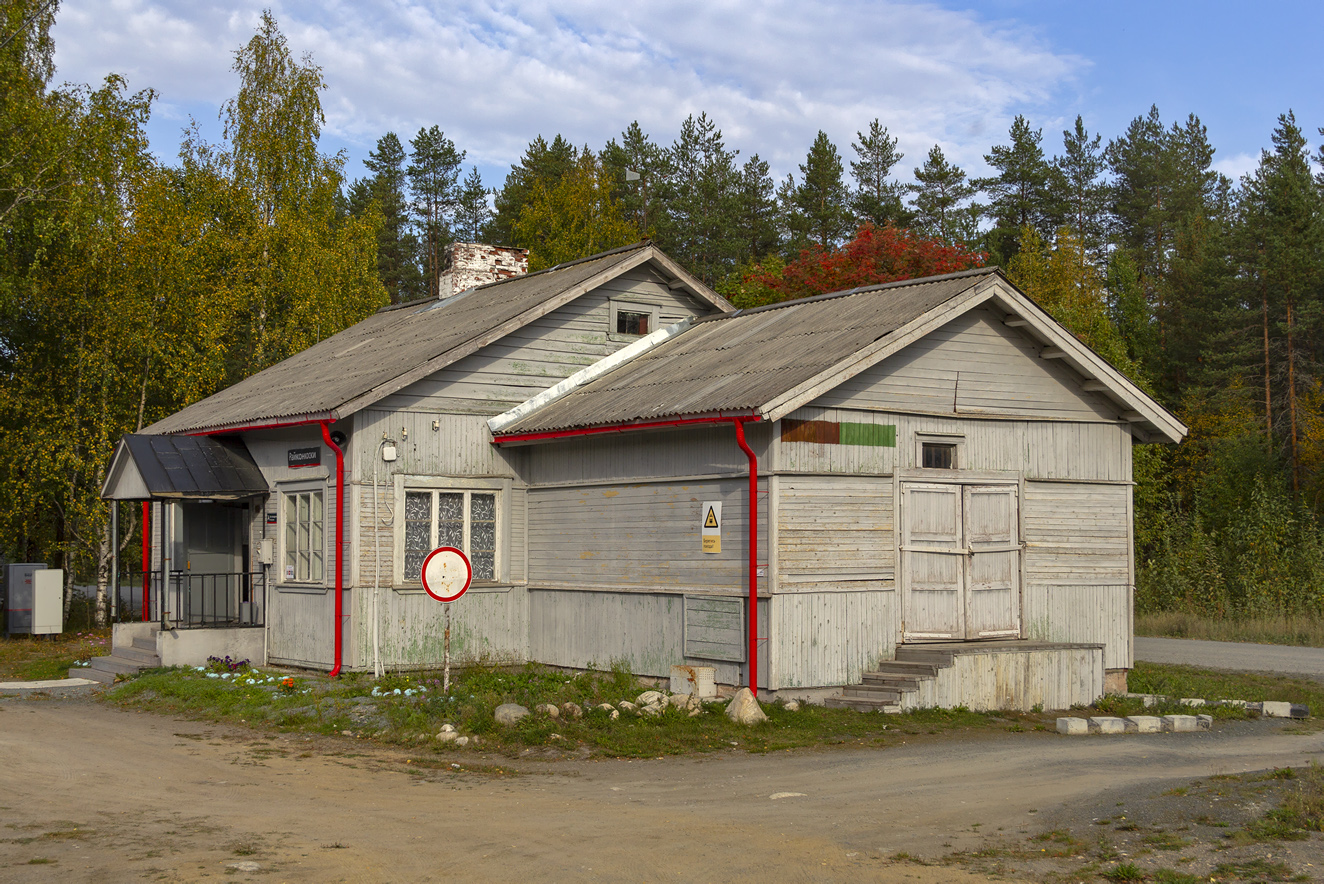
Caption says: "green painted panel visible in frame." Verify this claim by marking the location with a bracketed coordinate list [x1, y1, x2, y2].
[839, 422, 896, 447]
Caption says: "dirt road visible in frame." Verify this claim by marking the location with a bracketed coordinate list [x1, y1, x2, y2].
[1, 697, 1321, 883]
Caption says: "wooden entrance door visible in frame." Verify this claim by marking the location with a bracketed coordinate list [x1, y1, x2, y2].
[901, 482, 1021, 642]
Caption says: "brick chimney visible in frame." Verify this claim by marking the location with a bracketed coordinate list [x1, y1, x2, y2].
[438, 243, 530, 298]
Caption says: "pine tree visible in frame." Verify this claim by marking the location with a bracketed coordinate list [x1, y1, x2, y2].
[352, 132, 420, 303]
[975, 115, 1061, 263]
[488, 135, 578, 245]
[1054, 116, 1109, 262]
[732, 153, 779, 262]
[849, 119, 908, 228]
[600, 121, 673, 240]
[783, 130, 852, 250]
[909, 145, 980, 245]
[666, 113, 741, 284]
[407, 126, 464, 299]
[454, 166, 491, 243]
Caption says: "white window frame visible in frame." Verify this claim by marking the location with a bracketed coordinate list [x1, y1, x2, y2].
[609, 300, 660, 342]
[394, 477, 506, 587]
[278, 483, 327, 588]
[915, 433, 964, 471]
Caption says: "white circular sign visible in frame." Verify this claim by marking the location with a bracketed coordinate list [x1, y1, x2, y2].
[421, 547, 472, 603]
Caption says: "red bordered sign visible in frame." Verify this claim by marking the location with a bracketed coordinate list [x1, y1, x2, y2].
[421, 547, 472, 603]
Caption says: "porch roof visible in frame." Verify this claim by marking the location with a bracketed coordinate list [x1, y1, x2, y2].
[101, 434, 269, 501]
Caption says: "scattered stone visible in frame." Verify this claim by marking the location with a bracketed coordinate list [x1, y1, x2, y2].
[549, 733, 563, 741]
[494, 703, 530, 726]
[724, 688, 768, 725]
[641, 703, 663, 717]
[1197, 714, 1213, 730]
[781, 699, 801, 712]
[559, 702, 583, 720]
[534, 703, 560, 719]
[1124, 716, 1162, 734]
[594, 703, 620, 720]
[1162, 714, 1198, 733]
[1262, 701, 1293, 718]
[1291, 704, 1310, 719]
[669, 693, 700, 712]
[340, 730, 354, 737]
[1088, 716, 1126, 735]
[1180, 697, 1206, 707]
[454, 736, 470, 747]
[1056, 717, 1088, 735]
[439, 723, 456, 733]
[637, 690, 665, 707]
[226, 861, 260, 872]
[769, 792, 806, 800]
[1141, 695, 1160, 708]
[617, 701, 639, 714]
[436, 730, 458, 743]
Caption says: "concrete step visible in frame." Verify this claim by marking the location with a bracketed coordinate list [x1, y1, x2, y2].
[71, 666, 117, 684]
[825, 696, 901, 713]
[841, 685, 902, 703]
[868, 661, 940, 679]
[114, 645, 160, 666]
[88, 655, 143, 676]
[131, 636, 158, 653]
[860, 674, 925, 692]
[894, 647, 956, 668]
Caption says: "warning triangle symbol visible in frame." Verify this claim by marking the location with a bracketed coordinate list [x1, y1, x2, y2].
[704, 507, 719, 528]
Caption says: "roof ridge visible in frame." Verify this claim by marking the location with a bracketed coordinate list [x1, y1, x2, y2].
[706, 265, 1001, 323]
[374, 240, 655, 314]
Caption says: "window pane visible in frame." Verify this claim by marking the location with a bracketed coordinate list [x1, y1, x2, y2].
[437, 493, 463, 522]
[471, 551, 495, 580]
[471, 493, 496, 522]
[312, 551, 324, 583]
[298, 550, 310, 582]
[472, 519, 495, 551]
[617, 310, 649, 335]
[438, 521, 463, 549]
[922, 443, 955, 469]
[404, 551, 426, 581]
[405, 492, 431, 522]
[311, 492, 323, 523]
[405, 521, 430, 552]
[437, 493, 463, 549]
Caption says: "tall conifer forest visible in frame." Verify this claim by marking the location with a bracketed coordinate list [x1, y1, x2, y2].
[4, 1, 1324, 623]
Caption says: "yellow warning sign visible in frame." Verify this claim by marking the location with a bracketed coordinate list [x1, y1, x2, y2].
[701, 502, 721, 554]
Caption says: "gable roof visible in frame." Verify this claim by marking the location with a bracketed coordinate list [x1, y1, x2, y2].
[490, 268, 1187, 444]
[102, 434, 268, 501]
[146, 243, 730, 435]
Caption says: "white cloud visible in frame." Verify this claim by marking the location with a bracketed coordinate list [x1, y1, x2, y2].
[51, 0, 1084, 184]
[1213, 151, 1260, 183]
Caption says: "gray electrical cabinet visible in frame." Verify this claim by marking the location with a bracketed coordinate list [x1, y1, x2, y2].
[5, 563, 46, 635]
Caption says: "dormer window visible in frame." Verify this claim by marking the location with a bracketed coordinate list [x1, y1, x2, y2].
[610, 301, 660, 341]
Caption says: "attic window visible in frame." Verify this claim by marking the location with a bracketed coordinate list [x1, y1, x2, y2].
[921, 442, 957, 470]
[610, 301, 659, 341]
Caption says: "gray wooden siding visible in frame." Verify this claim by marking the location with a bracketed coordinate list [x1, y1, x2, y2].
[355, 410, 523, 480]
[1023, 481, 1130, 585]
[528, 589, 768, 685]
[814, 306, 1117, 421]
[378, 266, 712, 414]
[526, 479, 769, 591]
[267, 587, 337, 668]
[903, 645, 1104, 711]
[770, 591, 897, 688]
[352, 586, 529, 669]
[1023, 584, 1131, 670]
[777, 475, 894, 591]
[779, 406, 1130, 482]
[524, 422, 766, 486]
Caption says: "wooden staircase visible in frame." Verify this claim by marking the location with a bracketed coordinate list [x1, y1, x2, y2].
[72, 630, 161, 684]
[825, 646, 952, 712]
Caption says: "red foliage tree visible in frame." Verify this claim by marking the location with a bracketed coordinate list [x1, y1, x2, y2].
[746, 223, 986, 303]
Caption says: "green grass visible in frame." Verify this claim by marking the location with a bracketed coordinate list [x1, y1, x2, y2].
[1136, 611, 1324, 647]
[1127, 661, 1324, 712]
[0, 630, 109, 680]
[106, 661, 1035, 758]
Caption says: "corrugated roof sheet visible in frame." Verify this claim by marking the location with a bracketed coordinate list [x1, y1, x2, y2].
[121, 434, 268, 499]
[145, 244, 657, 434]
[497, 269, 996, 434]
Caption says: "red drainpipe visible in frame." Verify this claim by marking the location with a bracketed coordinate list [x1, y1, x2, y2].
[496, 413, 763, 694]
[320, 421, 346, 677]
[141, 501, 151, 621]
[732, 418, 759, 696]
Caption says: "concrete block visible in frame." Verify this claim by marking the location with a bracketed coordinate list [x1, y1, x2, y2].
[1162, 714, 1198, 733]
[1180, 697, 1205, 707]
[1246, 702, 1264, 715]
[1142, 694, 1160, 707]
[1057, 717, 1088, 735]
[1124, 715, 1162, 734]
[1088, 716, 1127, 735]
[1197, 714, 1213, 730]
[670, 665, 717, 698]
[1291, 704, 1310, 719]
[1262, 701, 1293, 718]
[1214, 699, 1247, 709]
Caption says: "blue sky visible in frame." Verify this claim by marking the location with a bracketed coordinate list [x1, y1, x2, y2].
[48, 1, 1322, 192]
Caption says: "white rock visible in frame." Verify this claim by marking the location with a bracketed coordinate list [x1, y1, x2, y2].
[535, 703, 560, 719]
[618, 701, 639, 714]
[593, 703, 620, 720]
[439, 723, 456, 733]
[641, 703, 663, 717]
[436, 730, 458, 743]
[724, 688, 768, 725]
[559, 702, 583, 720]
[1180, 697, 1206, 707]
[669, 693, 700, 711]
[1124, 716, 1162, 734]
[227, 861, 260, 872]
[494, 703, 531, 726]
[781, 699, 801, 712]
[454, 736, 470, 747]
[1056, 717, 1088, 735]
[637, 690, 665, 707]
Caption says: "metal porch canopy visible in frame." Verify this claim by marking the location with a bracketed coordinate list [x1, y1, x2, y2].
[101, 434, 268, 501]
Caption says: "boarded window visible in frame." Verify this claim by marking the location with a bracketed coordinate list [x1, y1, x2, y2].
[401, 489, 499, 582]
[922, 442, 956, 469]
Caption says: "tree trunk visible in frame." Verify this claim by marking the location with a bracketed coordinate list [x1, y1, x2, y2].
[1287, 298, 1299, 492]
[1263, 280, 1273, 438]
[94, 514, 112, 628]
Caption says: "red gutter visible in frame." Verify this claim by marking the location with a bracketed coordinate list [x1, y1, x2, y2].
[186, 415, 337, 437]
[496, 413, 763, 695]
[732, 418, 760, 696]
[321, 421, 346, 677]
[141, 501, 151, 622]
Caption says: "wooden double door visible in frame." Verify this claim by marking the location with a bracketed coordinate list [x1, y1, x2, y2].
[900, 482, 1021, 642]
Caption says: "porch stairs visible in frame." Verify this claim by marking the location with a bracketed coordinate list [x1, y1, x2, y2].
[825, 646, 946, 713]
[72, 628, 160, 684]
[824, 641, 1106, 713]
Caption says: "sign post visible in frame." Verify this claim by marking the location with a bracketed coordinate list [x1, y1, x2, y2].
[421, 547, 472, 693]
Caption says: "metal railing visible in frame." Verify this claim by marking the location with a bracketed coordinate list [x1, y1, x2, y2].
[114, 571, 265, 628]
